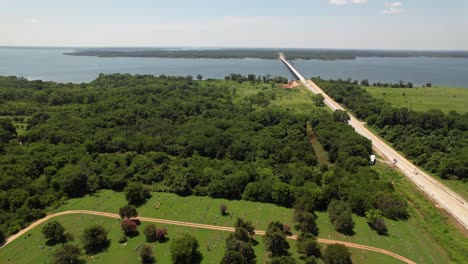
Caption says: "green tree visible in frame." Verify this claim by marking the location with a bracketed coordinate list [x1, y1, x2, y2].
[333, 110, 350, 124]
[365, 208, 388, 234]
[0, 229, 5, 245]
[234, 218, 255, 236]
[294, 211, 319, 236]
[81, 225, 110, 254]
[373, 218, 388, 234]
[375, 192, 408, 220]
[221, 251, 247, 264]
[220, 204, 228, 216]
[296, 233, 321, 258]
[0, 119, 16, 143]
[270, 256, 297, 264]
[196, 74, 203, 81]
[327, 200, 354, 235]
[144, 224, 158, 242]
[125, 182, 151, 206]
[42, 221, 66, 245]
[119, 204, 138, 219]
[304, 256, 319, 264]
[170, 233, 201, 264]
[140, 244, 154, 264]
[323, 244, 352, 264]
[225, 218, 256, 264]
[314, 94, 325, 107]
[264, 221, 290, 257]
[51, 244, 85, 264]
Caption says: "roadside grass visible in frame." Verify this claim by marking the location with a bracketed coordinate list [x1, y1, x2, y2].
[52, 190, 448, 263]
[363, 86, 468, 114]
[376, 164, 468, 264]
[365, 124, 468, 201]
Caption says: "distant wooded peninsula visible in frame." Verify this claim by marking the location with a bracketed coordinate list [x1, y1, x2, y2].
[64, 48, 468, 60]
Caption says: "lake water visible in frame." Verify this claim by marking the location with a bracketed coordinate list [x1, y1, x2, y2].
[1, 47, 468, 87]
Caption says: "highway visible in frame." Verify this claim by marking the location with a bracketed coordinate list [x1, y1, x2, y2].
[279, 55, 468, 230]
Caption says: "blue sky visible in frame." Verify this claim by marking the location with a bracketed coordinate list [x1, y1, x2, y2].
[1, 0, 467, 50]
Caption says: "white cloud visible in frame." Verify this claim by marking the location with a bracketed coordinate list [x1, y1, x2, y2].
[30, 18, 40, 24]
[384, 2, 402, 14]
[388, 1, 402, 7]
[329, 0, 348, 5]
[329, 0, 368, 5]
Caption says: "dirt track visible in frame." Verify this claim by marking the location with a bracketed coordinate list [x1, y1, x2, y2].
[1, 210, 416, 264]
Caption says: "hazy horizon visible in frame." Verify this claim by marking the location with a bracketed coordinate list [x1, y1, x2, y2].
[1, 0, 467, 50]
[1, 46, 468, 52]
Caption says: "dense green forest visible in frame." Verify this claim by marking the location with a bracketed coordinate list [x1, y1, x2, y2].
[63, 48, 468, 60]
[313, 77, 468, 180]
[0, 74, 407, 237]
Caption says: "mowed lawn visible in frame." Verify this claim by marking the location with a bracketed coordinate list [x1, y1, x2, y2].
[51, 190, 448, 263]
[0, 214, 243, 264]
[364, 86, 468, 114]
[0, 213, 403, 264]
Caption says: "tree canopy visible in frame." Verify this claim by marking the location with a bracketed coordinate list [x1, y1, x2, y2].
[81, 225, 110, 254]
[170, 233, 201, 264]
[0, 74, 408, 240]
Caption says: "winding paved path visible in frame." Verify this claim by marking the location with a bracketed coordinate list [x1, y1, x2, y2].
[1, 210, 416, 264]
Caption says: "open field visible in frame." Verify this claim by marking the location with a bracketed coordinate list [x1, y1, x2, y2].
[363, 86, 468, 113]
[0, 213, 406, 264]
[51, 190, 448, 263]
[0, 214, 245, 264]
[203, 80, 325, 115]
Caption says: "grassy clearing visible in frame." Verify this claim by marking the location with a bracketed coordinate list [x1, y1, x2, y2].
[210, 80, 322, 115]
[376, 164, 468, 264]
[0, 214, 243, 264]
[363, 86, 468, 114]
[0, 210, 401, 264]
[51, 190, 447, 263]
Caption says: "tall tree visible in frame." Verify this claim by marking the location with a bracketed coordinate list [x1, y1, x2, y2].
[140, 244, 154, 264]
[270, 256, 297, 264]
[125, 182, 151, 206]
[51, 244, 85, 264]
[119, 204, 138, 219]
[170, 233, 200, 264]
[0, 229, 5, 245]
[296, 233, 321, 258]
[314, 94, 325, 107]
[81, 225, 110, 254]
[327, 200, 354, 235]
[322, 244, 352, 264]
[42, 221, 66, 245]
[144, 224, 158, 242]
[333, 110, 350, 124]
[221, 251, 247, 264]
[264, 221, 290, 257]
[294, 211, 319, 236]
